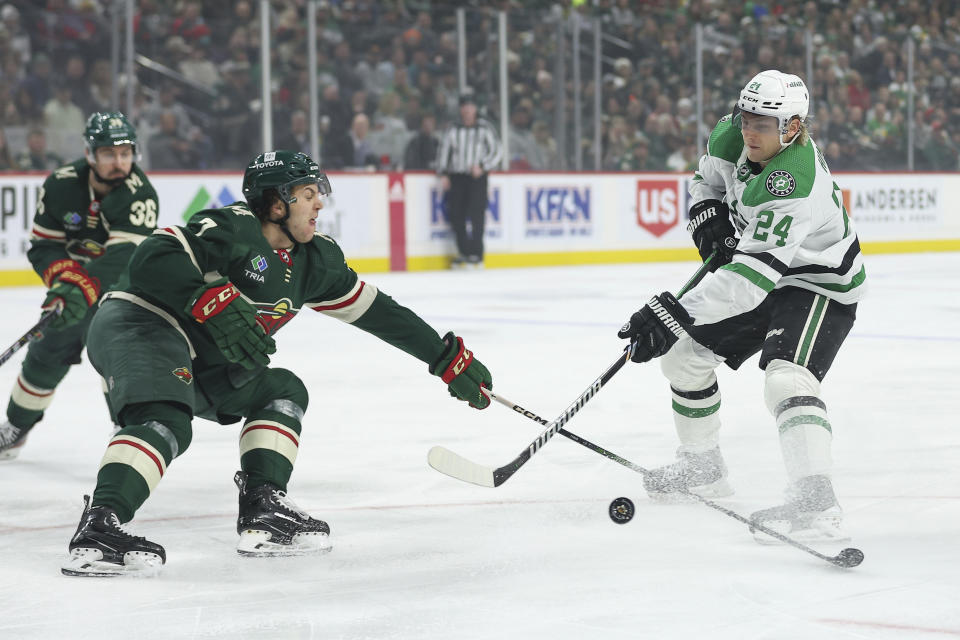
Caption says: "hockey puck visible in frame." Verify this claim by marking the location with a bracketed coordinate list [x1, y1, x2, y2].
[835, 547, 865, 568]
[608, 497, 635, 524]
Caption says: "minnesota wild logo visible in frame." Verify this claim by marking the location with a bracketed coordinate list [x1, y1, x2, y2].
[255, 298, 297, 333]
[172, 367, 193, 385]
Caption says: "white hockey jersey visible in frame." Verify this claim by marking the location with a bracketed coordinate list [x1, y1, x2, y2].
[681, 115, 866, 325]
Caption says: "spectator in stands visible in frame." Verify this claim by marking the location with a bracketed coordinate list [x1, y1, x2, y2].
[2, 4, 29, 64]
[9, 0, 960, 172]
[369, 90, 408, 168]
[666, 136, 699, 172]
[347, 113, 377, 169]
[163, 35, 193, 76]
[332, 41, 363, 95]
[276, 109, 311, 157]
[0, 128, 16, 171]
[320, 84, 352, 136]
[43, 83, 85, 140]
[528, 120, 560, 171]
[15, 127, 62, 171]
[618, 137, 659, 171]
[88, 59, 113, 112]
[403, 112, 439, 170]
[148, 111, 192, 170]
[20, 52, 52, 111]
[507, 105, 536, 171]
[64, 54, 94, 115]
[145, 82, 193, 138]
[356, 44, 393, 97]
[179, 40, 220, 88]
[922, 120, 957, 170]
[846, 71, 871, 112]
[170, 1, 211, 43]
[213, 59, 257, 162]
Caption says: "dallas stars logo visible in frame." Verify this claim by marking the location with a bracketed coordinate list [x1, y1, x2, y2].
[765, 170, 796, 197]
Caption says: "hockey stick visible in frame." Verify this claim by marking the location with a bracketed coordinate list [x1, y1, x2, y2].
[0, 311, 58, 369]
[428, 255, 715, 489]
[481, 400, 863, 568]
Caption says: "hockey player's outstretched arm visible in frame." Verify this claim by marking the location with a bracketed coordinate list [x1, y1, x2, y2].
[303, 236, 492, 409]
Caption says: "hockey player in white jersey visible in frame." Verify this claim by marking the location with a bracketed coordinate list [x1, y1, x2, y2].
[617, 70, 865, 542]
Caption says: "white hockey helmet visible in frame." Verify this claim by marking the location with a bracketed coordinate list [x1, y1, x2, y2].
[737, 70, 809, 132]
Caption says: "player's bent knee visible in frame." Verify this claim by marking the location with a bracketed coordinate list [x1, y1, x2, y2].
[116, 401, 193, 460]
[660, 336, 719, 391]
[256, 368, 309, 416]
[763, 359, 822, 416]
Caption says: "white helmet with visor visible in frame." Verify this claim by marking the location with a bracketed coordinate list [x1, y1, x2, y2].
[737, 70, 808, 132]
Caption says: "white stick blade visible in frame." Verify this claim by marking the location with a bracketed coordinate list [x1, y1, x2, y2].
[427, 446, 496, 488]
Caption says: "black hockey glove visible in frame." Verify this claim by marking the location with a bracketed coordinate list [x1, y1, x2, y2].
[187, 278, 276, 370]
[430, 332, 492, 409]
[617, 292, 694, 363]
[687, 199, 737, 271]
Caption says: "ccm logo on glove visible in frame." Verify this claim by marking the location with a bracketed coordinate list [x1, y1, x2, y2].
[192, 283, 242, 321]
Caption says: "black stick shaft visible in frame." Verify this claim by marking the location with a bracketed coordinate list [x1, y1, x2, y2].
[0, 312, 57, 369]
[489, 403, 860, 567]
[484, 255, 718, 486]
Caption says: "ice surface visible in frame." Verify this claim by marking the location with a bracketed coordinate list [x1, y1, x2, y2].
[1, 253, 958, 639]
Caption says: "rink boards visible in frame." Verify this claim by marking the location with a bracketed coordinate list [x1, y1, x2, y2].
[1, 170, 958, 285]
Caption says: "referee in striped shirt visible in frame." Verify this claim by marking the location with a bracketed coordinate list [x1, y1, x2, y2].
[436, 93, 502, 268]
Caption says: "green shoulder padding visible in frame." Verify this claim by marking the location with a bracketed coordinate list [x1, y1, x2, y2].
[706, 115, 744, 164]
[741, 141, 816, 207]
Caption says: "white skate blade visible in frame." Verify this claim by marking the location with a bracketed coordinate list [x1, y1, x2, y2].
[61, 547, 163, 577]
[647, 478, 735, 503]
[237, 529, 332, 557]
[751, 515, 850, 545]
[0, 439, 27, 461]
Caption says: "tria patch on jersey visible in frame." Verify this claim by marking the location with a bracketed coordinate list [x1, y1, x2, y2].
[766, 170, 796, 197]
[172, 367, 193, 385]
[245, 255, 268, 283]
[63, 212, 83, 230]
[250, 255, 268, 273]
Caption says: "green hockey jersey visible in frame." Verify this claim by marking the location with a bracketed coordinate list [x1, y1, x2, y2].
[103, 202, 445, 367]
[684, 115, 866, 324]
[28, 159, 159, 288]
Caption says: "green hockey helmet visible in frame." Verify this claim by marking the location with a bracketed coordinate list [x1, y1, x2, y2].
[83, 111, 139, 156]
[242, 150, 332, 213]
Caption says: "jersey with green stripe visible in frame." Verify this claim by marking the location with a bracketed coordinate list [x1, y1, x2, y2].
[684, 114, 866, 325]
[104, 202, 445, 368]
[27, 159, 159, 286]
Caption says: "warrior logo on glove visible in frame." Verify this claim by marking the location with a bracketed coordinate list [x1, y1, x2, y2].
[617, 292, 695, 364]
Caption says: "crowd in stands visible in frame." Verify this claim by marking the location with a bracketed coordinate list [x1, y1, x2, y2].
[1, 0, 959, 173]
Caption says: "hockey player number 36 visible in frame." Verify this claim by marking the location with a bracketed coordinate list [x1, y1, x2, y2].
[129, 198, 158, 228]
[753, 210, 792, 246]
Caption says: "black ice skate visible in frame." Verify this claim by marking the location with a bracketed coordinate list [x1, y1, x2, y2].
[61, 496, 166, 577]
[0, 421, 28, 460]
[234, 471, 332, 556]
[749, 475, 848, 544]
[643, 446, 734, 500]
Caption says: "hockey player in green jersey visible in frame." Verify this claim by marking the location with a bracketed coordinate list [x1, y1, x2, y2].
[0, 112, 158, 460]
[617, 70, 865, 543]
[61, 150, 493, 576]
